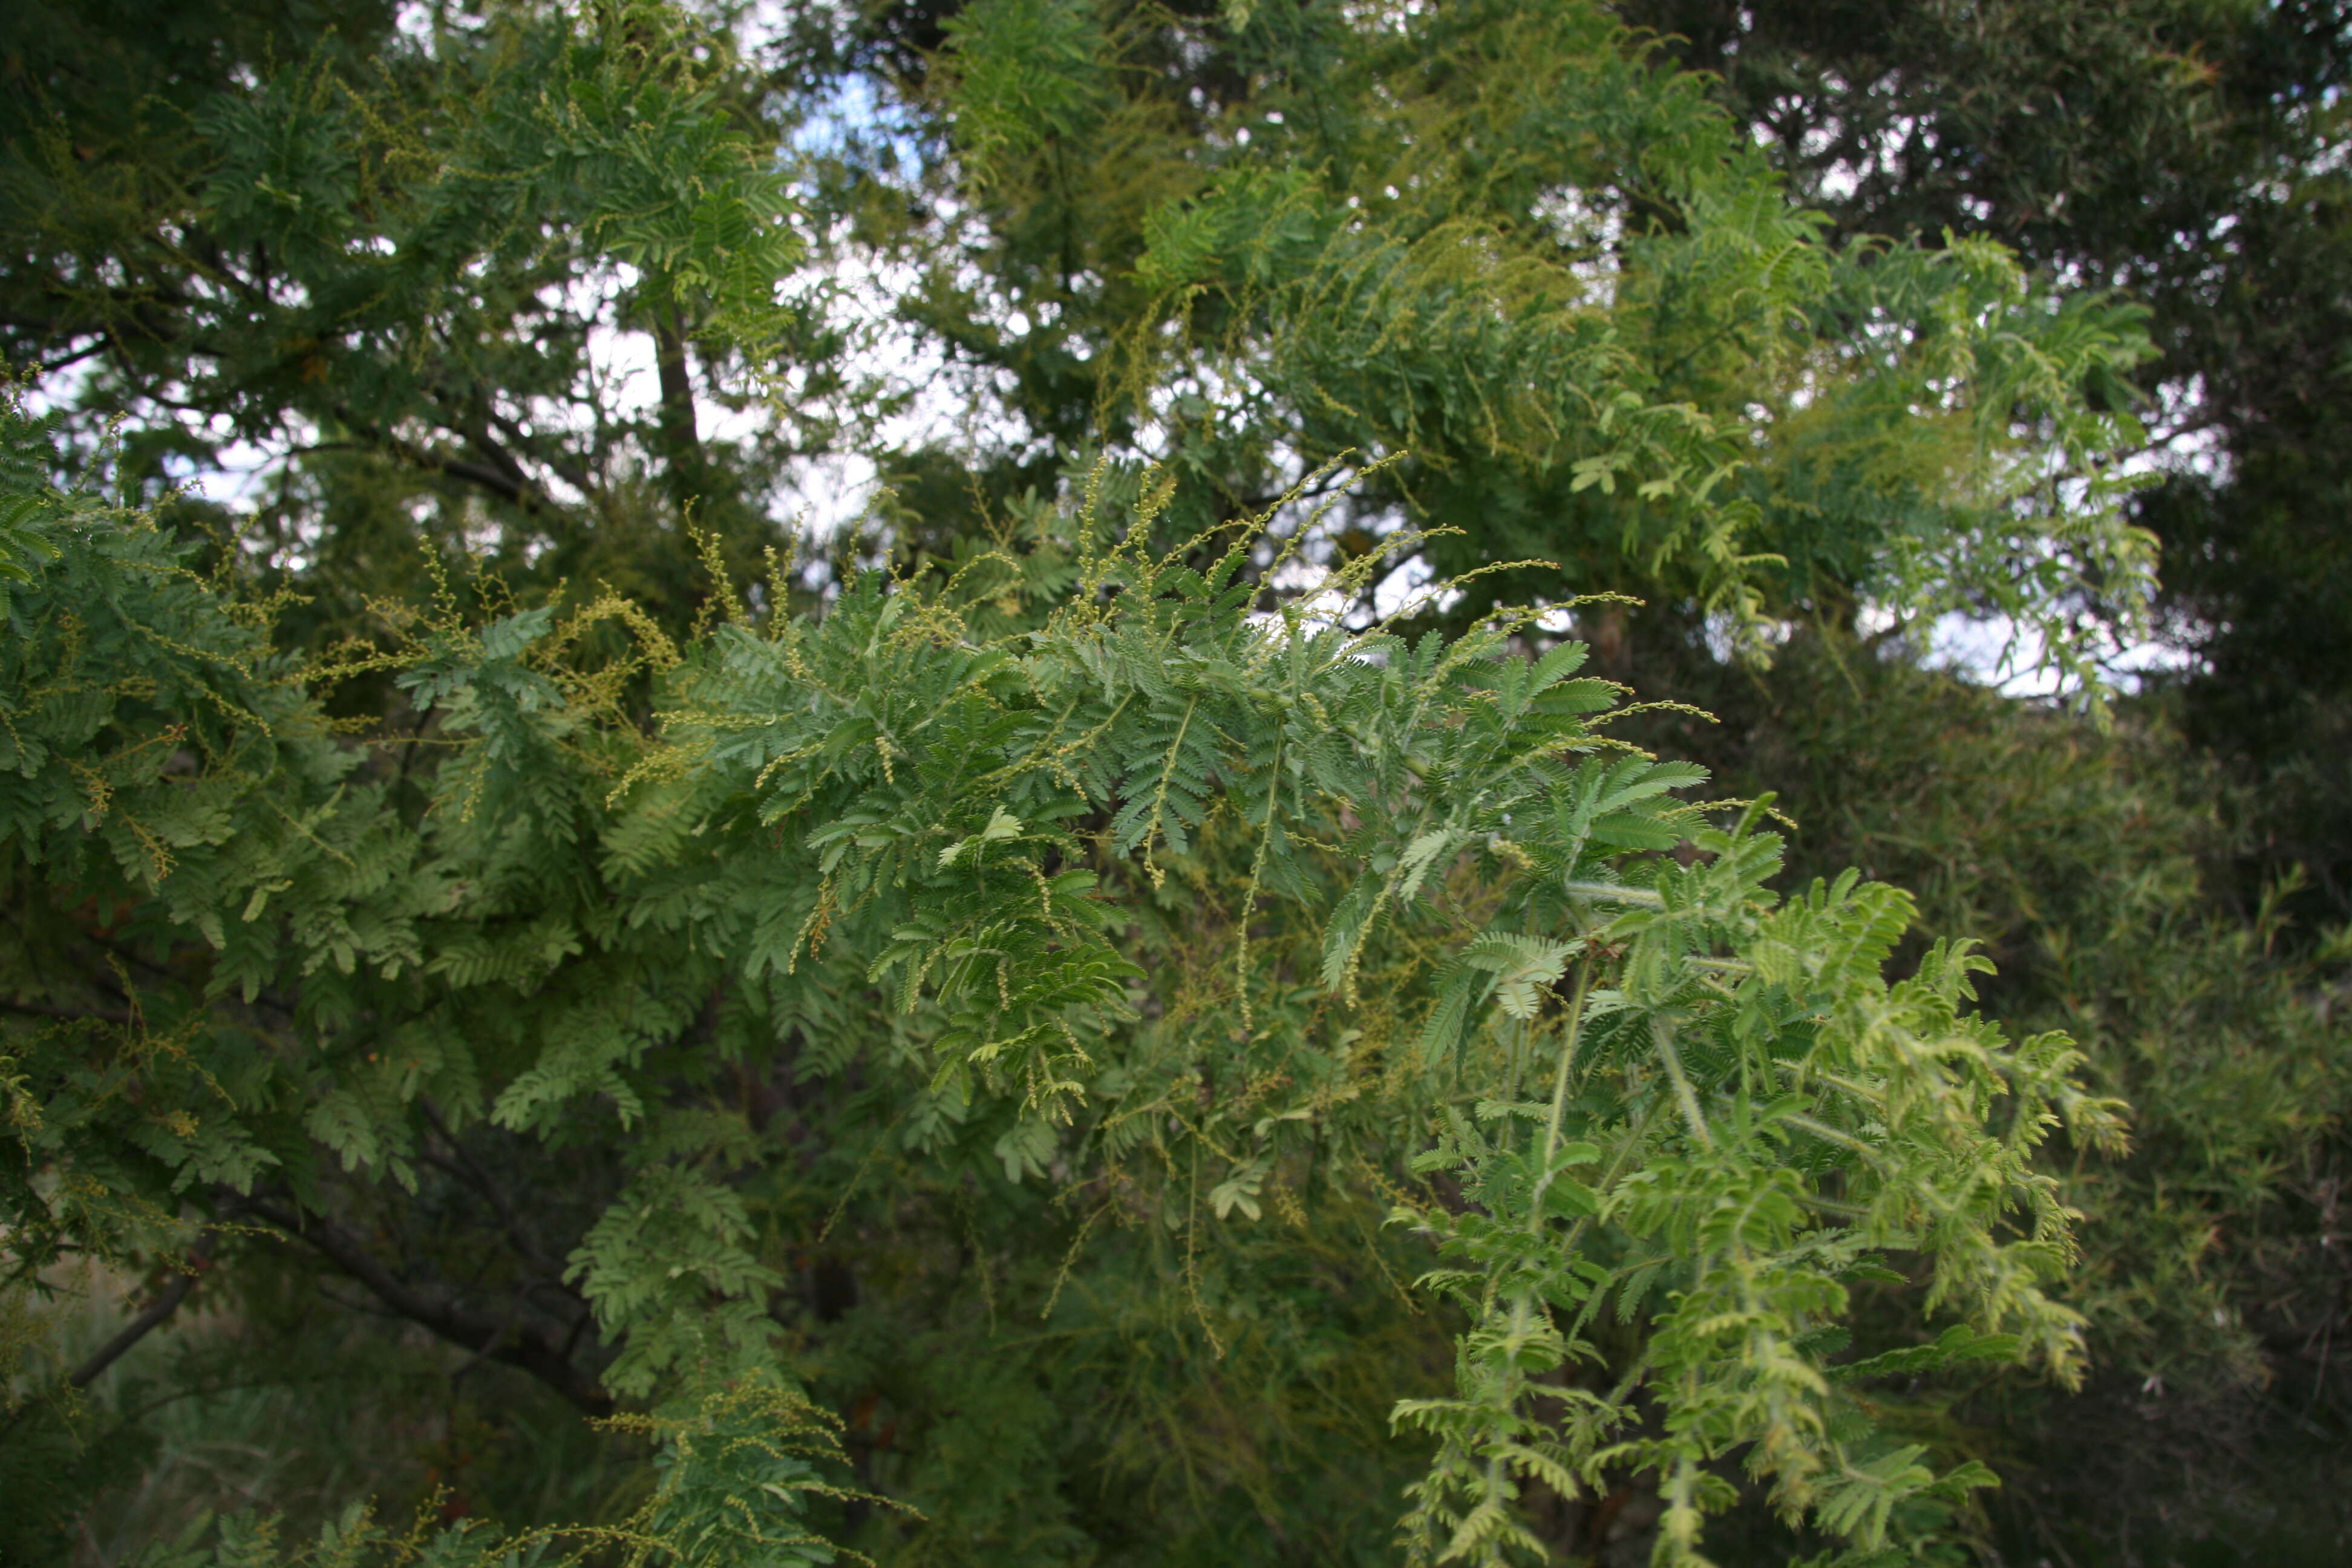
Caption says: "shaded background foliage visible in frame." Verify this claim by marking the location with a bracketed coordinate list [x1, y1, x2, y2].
[1, 1, 2347, 1565]
[1619, 0, 2352, 920]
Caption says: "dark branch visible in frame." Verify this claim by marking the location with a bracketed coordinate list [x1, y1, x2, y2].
[245, 1198, 612, 1416]
[68, 1230, 217, 1390]
[328, 402, 554, 514]
[415, 1100, 579, 1292]
[0, 1230, 218, 1439]
[36, 337, 113, 377]
[2, 1000, 134, 1025]
[489, 410, 599, 496]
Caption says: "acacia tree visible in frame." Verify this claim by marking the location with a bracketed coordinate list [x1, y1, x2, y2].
[3, 381, 2125, 1564]
[1, 2, 2323, 1566]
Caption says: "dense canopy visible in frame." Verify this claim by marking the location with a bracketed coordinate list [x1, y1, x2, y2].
[1, 2, 2345, 1566]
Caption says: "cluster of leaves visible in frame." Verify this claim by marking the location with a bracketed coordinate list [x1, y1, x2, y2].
[888, 0, 2160, 688]
[2, 0, 826, 629]
[2, 381, 2126, 1561]
[1609, 629, 2352, 1560]
[1390, 852, 2114, 1564]
[1619, 0, 2352, 914]
[108, 1383, 851, 1568]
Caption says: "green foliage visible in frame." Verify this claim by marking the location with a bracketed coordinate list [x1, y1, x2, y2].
[909, 0, 2157, 687]
[0, 394, 67, 616]
[95, 1383, 849, 1568]
[5, 2, 2347, 1563]
[939, 0, 1115, 189]
[1, 376, 2129, 1561]
[1, 0, 822, 632]
[1388, 858, 2112, 1564]
[1621, 0, 2352, 910]
[1623, 630, 2352, 1558]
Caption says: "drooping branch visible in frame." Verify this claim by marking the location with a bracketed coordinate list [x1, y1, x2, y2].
[328, 401, 555, 515]
[489, 409, 599, 498]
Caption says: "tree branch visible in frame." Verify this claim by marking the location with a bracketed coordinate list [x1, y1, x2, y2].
[68, 1230, 217, 1390]
[414, 1099, 582, 1295]
[1, 1000, 134, 1025]
[329, 403, 554, 515]
[0, 1230, 218, 1440]
[36, 337, 114, 377]
[246, 1199, 612, 1416]
[489, 410, 599, 497]
[653, 309, 705, 503]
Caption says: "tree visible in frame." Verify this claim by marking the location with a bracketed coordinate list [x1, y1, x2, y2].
[2, 371, 2125, 1564]
[2, 2, 2343, 1566]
